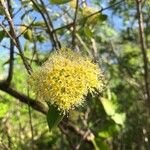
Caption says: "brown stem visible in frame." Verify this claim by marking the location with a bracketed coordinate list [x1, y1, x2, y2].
[0, 81, 48, 115]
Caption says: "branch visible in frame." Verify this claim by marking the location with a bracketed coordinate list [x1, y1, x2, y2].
[6, 0, 14, 84]
[30, 0, 60, 49]
[85, 0, 125, 19]
[0, 81, 96, 149]
[0, 0, 32, 75]
[53, 22, 74, 33]
[0, 81, 48, 115]
[136, 0, 150, 104]
[39, 0, 61, 49]
[52, 0, 125, 33]
[17, 18, 36, 38]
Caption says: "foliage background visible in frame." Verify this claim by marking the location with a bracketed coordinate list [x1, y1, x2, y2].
[0, 0, 150, 149]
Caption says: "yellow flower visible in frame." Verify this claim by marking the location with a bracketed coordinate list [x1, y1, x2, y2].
[28, 48, 104, 113]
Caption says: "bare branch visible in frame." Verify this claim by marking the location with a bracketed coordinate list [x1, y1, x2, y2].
[30, 0, 60, 50]
[39, 0, 61, 49]
[17, 18, 36, 38]
[0, 0, 32, 74]
[85, 0, 125, 19]
[52, 0, 125, 34]
[0, 81, 48, 115]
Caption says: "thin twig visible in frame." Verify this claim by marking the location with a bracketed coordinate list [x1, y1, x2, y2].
[39, 0, 61, 49]
[12, 7, 22, 18]
[85, 0, 125, 19]
[30, 0, 60, 49]
[52, 0, 125, 34]
[17, 17, 36, 38]
[6, 0, 14, 84]
[0, 81, 48, 115]
[0, 23, 17, 46]
[0, 0, 32, 74]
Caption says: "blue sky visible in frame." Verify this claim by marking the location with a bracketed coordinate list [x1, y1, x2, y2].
[0, 0, 124, 58]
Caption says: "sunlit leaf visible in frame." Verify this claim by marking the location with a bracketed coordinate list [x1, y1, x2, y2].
[101, 98, 116, 116]
[24, 29, 33, 41]
[111, 113, 126, 125]
[0, 103, 9, 118]
[84, 27, 93, 39]
[98, 124, 120, 138]
[69, 0, 76, 8]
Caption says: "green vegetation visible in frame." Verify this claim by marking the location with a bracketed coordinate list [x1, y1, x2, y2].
[0, 0, 150, 149]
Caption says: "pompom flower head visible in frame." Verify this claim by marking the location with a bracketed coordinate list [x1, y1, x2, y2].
[28, 48, 104, 113]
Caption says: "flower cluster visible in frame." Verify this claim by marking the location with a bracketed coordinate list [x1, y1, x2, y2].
[28, 48, 104, 113]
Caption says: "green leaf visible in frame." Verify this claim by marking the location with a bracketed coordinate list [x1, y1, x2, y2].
[50, 0, 72, 5]
[99, 14, 107, 21]
[0, 103, 9, 118]
[84, 27, 93, 39]
[0, 30, 5, 42]
[101, 98, 126, 126]
[47, 105, 64, 131]
[37, 35, 46, 43]
[0, 7, 5, 15]
[98, 124, 120, 138]
[101, 98, 116, 116]
[24, 29, 33, 41]
[95, 138, 109, 150]
[98, 131, 110, 138]
[111, 113, 126, 126]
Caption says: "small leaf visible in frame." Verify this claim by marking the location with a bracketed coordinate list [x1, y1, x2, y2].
[98, 131, 110, 138]
[0, 30, 5, 42]
[47, 105, 64, 131]
[37, 35, 46, 43]
[24, 29, 33, 41]
[99, 14, 107, 21]
[84, 27, 93, 39]
[50, 0, 72, 5]
[101, 98, 116, 116]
